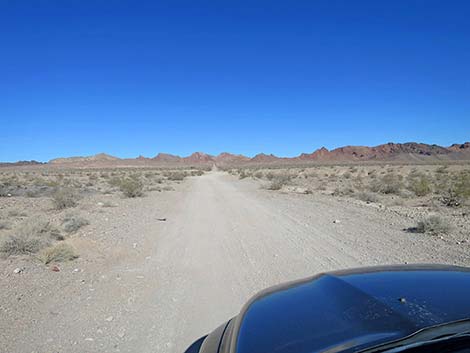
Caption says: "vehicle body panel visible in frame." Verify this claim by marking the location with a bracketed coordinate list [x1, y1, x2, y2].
[191, 265, 470, 353]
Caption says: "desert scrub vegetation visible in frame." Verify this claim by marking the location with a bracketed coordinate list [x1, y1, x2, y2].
[119, 177, 144, 197]
[51, 188, 78, 209]
[0, 217, 63, 257]
[407, 173, 432, 196]
[267, 174, 292, 191]
[62, 214, 89, 233]
[414, 215, 452, 235]
[355, 191, 380, 203]
[370, 173, 403, 195]
[166, 171, 188, 181]
[0, 221, 10, 230]
[39, 243, 78, 264]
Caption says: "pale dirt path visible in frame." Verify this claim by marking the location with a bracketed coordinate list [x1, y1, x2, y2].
[2, 172, 469, 353]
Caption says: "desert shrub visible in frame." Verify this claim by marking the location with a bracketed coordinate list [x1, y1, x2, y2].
[267, 175, 291, 190]
[40, 243, 78, 264]
[8, 209, 28, 217]
[332, 187, 354, 197]
[455, 171, 470, 200]
[370, 173, 403, 195]
[356, 191, 380, 203]
[62, 214, 89, 233]
[108, 176, 123, 188]
[51, 188, 78, 210]
[254, 171, 264, 179]
[166, 172, 187, 181]
[239, 171, 248, 179]
[190, 170, 204, 176]
[265, 172, 275, 180]
[0, 222, 10, 230]
[0, 217, 61, 256]
[437, 171, 470, 207]
[408, 174, 432, 197]
[119, 178, 144, 197]
[415, 215, 451, 235]
[0, 233, 45, 256]
[436, 165, 448, 174]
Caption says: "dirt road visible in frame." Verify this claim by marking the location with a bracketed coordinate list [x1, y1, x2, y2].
[2, 172, 469, 353]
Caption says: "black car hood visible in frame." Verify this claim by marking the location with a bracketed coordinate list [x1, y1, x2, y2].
[229, 265, 470, 353]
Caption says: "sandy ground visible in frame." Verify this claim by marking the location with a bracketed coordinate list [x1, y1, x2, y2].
[1, 171, 469, 353]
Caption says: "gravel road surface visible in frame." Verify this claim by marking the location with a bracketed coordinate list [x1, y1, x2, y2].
[1, 172, 468, 353]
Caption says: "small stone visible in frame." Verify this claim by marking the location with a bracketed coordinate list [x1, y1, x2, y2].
[132, 243, 137, 249]
[105, 316, 114, 322]
[333, 219, 341, 224]
[13, 267, 23, 274]
[136, 275, 145, 279]
[84, 337, 94, 342]
[97, 202, 104, 207]
[51, 265, 60, 272]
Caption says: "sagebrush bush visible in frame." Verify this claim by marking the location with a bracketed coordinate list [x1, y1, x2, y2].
[40, 243, 78, 264]
[51, 188, 78, 209]
[62, 214, 89, 233]
[416, 215, 451, 235]
[119, 178, 144, 197]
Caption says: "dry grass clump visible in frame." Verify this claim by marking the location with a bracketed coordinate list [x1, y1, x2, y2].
[119, 177, 144, 197]
[415, 215, 451, 235]
[62, 214, 89, 233]
[39, 243, 78, 264]
[0, 217, 62, 256]
[51, 188, 78, 209]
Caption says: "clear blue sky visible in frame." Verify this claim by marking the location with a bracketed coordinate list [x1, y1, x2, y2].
[1, 1, 469, 162]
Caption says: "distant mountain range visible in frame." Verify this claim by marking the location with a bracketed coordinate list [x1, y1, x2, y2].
[42, 141, 470, 167]
[2, 142, 469, 167]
